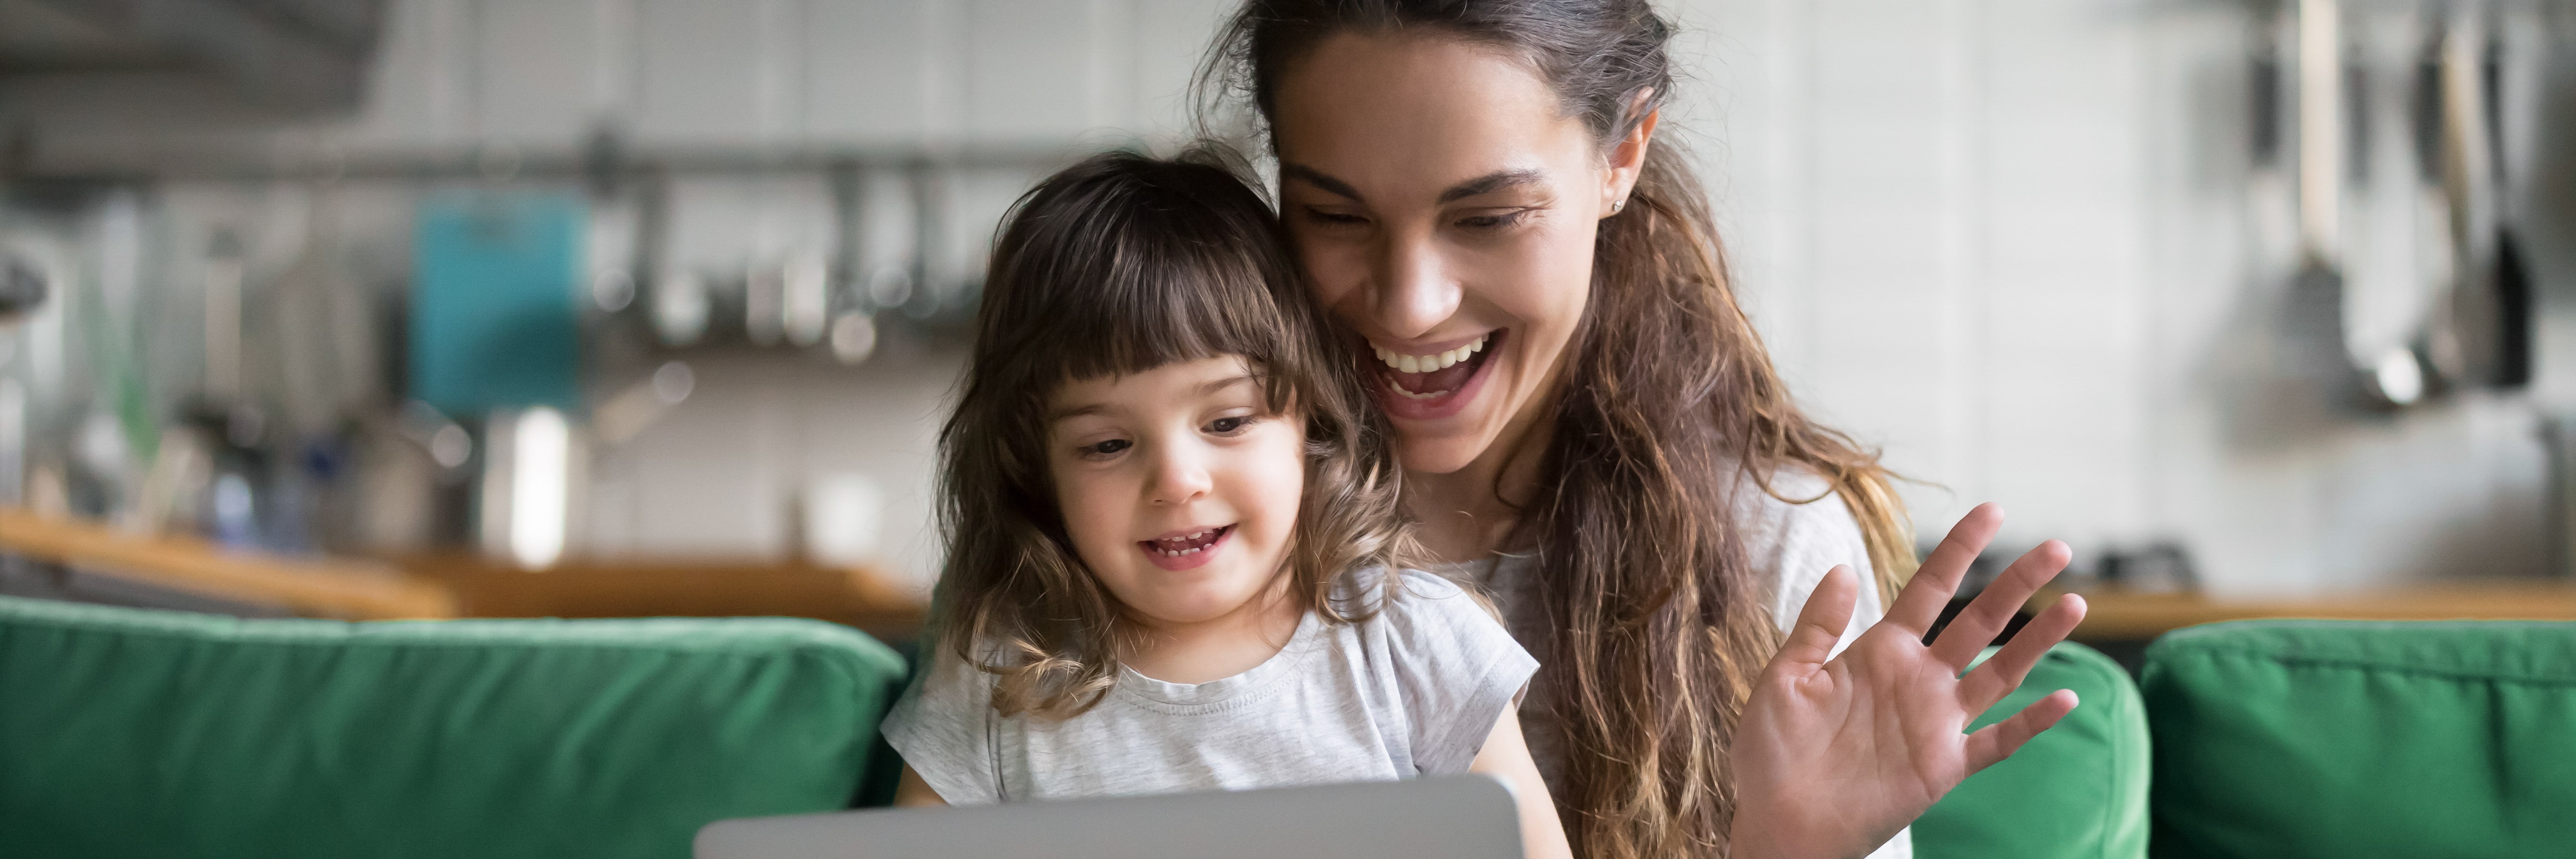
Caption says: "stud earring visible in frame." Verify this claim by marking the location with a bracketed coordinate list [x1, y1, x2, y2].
[1611, 199, 1626, 214]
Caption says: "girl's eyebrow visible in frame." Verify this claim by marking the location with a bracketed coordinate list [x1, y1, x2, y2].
[1197, 375, 1256, 397]
[1047, 375, 1255, 424]
[1047, 402, 1110, 423]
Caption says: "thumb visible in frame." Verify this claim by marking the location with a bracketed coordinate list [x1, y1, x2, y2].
[1774, 565, 1859, 673]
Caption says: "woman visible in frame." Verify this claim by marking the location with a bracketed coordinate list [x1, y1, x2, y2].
[1197, 2, 2088, 858]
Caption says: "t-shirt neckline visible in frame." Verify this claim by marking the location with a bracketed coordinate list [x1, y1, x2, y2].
[1114, 609, 1323, 708]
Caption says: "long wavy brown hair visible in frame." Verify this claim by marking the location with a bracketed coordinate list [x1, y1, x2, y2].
[1198, 3, 1917, 856]
[934, 148, 1417, 720]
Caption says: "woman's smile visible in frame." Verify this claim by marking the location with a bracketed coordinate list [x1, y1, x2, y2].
[1367, 329, 1507, 420]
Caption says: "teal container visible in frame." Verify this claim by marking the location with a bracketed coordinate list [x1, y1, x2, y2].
[409, 193, 585, 414]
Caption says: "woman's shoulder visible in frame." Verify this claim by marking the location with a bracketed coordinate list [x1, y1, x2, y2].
[1731, 463, 1875, 550]
[1728, 465, 1880, 633]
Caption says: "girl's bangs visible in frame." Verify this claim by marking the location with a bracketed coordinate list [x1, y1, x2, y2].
[1017, 195, 1305, 411]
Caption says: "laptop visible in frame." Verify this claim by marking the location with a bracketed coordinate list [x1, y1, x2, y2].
[696, 775, 1523, 859]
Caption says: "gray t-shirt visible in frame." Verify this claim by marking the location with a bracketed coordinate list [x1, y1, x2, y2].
[880, 569, 1539, 805]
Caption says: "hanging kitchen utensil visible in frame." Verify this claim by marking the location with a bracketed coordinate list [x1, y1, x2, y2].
[2429, 10, 2504, 388]
[263, 185, 385, 435]
[2418, 7, 2536, 393]
[0, 249, 46, 321]
[2285, 0, 2412, 409]
[2483, 24, 2534, 389]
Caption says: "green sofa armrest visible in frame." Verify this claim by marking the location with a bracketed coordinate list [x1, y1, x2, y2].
[1916, 641, 2150, 859]
[0, 595, 907, 859]
[2141, 620, 2576, 859]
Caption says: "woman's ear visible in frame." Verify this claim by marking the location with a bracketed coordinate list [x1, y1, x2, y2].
[1603, 88, 1659, 218]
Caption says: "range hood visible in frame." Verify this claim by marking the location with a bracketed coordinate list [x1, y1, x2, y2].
[0, 0, 386, 125]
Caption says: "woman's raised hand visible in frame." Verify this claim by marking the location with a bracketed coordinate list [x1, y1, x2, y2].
[1727, 503, 2087, 859]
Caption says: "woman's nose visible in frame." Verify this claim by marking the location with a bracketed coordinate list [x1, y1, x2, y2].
[1370, 230, 1462, 340]
[1146, 444, 1212, 506]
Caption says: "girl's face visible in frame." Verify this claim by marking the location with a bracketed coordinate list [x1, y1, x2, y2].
[1272, 32, 1645, 475]
[1046, 355, 1307, 630]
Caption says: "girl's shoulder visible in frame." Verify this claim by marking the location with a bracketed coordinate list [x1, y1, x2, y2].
[1334, 566, 1492, 619]
[1332, 566, 1521, 663]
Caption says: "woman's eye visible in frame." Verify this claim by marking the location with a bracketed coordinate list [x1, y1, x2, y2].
[1080, 439, 1131, 458]
[1206, 416, 1256, 435]
[1303, 208, 1369, 228]
[1457, 209, 1529, 230]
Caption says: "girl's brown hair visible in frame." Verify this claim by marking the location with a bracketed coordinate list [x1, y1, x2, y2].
[935, 147, 1414, 719]
[1199, 3, 1917, 856]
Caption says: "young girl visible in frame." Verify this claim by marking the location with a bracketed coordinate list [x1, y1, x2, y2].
[878, 149, 1573, 859]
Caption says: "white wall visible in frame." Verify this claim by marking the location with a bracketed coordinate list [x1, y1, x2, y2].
[33, 0, 2558, 594]
[1682, 0, 2550, 593]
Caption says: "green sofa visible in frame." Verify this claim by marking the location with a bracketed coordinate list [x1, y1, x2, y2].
[2141, 620, 2576, 859]
[4, 594, 2563, 859]
[0, 595, 909, 859]
[1917, 642, 2152, 859]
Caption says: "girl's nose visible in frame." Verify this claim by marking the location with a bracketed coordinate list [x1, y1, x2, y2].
[1146, 444, 1212, 506]
[1370, 229, 1462, 340]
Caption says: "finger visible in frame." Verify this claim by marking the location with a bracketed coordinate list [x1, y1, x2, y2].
[1964, 689, 2078, 775]
[1884, 503, 2004, 635]
[1774, 565, 1859, 672]
[1928, 538, 2073, 670]
[1956, 593, 2087, 714]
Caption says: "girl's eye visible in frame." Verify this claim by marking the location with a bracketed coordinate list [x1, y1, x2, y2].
[1206, 416, 1256, 436]
[1080, 439, 1131, 458]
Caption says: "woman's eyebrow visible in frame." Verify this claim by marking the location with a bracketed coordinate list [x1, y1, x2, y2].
[1281, 163, 1362, 201]
[1280, 163, 1546, 205]
[1436, 169, 1546, 203]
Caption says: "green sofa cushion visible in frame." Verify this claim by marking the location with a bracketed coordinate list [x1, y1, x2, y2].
[2141, 620, 2576, 859]
[1915, 642, 2151, 859]
[0, 595, 907, 859]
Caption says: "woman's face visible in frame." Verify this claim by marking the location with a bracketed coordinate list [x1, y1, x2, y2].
[1272, 32, 1647, 475]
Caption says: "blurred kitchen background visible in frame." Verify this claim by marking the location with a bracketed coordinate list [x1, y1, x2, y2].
[1, 0, 2573, 639]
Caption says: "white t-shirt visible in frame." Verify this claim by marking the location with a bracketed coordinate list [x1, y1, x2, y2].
[880, 569, 1538, 805]
[1441, 466, 1910, 859]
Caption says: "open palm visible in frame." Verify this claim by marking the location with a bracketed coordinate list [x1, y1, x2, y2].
[1730, 503, 2088, 859]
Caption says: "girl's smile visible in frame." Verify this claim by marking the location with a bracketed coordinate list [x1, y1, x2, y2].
[1141, 524, 1235, 570]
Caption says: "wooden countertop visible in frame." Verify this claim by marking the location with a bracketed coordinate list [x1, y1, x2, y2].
[11, 506, 2565, 646]
[2056, 583, 2576, 642]
[0, 508, 926, 639]
[0, 508, 459, 619]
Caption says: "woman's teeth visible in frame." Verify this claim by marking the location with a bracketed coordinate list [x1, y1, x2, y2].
[1372, 334, 1487, 374]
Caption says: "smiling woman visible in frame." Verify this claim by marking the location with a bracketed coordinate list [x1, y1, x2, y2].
[1196, 3, 2086, 859]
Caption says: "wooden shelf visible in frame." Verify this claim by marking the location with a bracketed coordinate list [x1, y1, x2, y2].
[402, 554, 927, 641]
[0, 508, 927, 639]
[2056, 583, 2576, 642]
[0, 508, 458, 619]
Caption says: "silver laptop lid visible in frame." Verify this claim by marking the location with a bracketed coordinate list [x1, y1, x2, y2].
[696, 775, 1522, 859]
